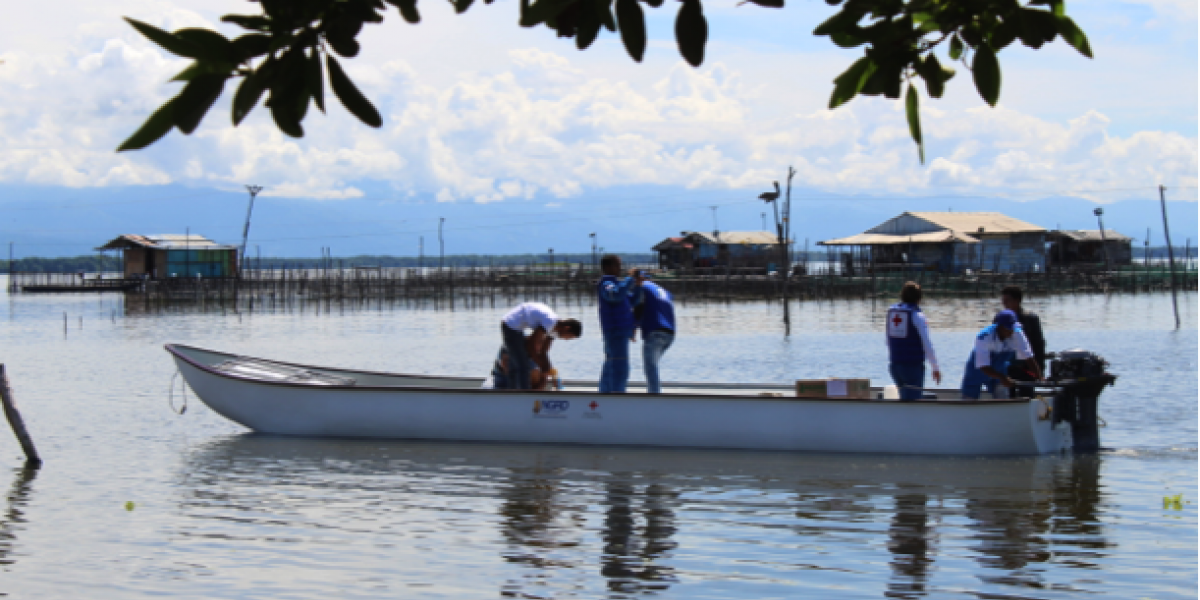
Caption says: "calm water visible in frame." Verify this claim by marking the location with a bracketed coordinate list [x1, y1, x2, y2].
[0, 279, 1195, 599]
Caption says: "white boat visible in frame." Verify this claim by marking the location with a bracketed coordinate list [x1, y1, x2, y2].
[165, 344, 1107, 456]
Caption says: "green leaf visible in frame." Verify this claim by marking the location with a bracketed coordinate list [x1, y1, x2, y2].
[324, 16, 365, 58]
[170, 60, 235, 82]
[880, 65, 903, 99]
[386, 0, 422, 23]
[616, 0, 646, 61]
[171, 63, 204, 82]
[813, 10, 856, 36]
[174, 28, 236, 62]
[521, 0, 568, 27]
[598, 0, 617, 32]
[221, 14, 271, 31]
[269, 91, 305, 138]
[306, 51, 325, 113]
[232, 66, 270, 125]
[961, 21, 982, 46]
[124, 17, 204, 59]
[117, 98, 176, 151]
[972, 43, 1001, 106]
[905, 84, 924, 164]
[830, 30, 866, 48]
[232, 34, 272, 61]
[1017, 9, 1058, 49]
[991, 19, 1018, 49]
[326, 55, 382, 128]
[675, 0, 708, 67]
[828, 56, 875, 108]
[949, 34, 963, 59]
[576, 11, 602, 50]
[915, 53, 949, 98]
[270, 48, 310, 126]
[326, 22, 362, 58]
[172, 74, 227, 134]
[1055, 15, 1093, 58]
[268, 31, 296, 54]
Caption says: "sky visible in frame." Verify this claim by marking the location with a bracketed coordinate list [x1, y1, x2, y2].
[0, 0, 1196, 257]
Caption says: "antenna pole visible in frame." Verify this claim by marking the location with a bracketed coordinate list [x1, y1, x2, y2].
[438, 217, 445, 271]
[240, 185, 263, 276]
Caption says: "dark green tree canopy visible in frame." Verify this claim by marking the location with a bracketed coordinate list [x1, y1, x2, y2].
[119, 0, 1092, 162]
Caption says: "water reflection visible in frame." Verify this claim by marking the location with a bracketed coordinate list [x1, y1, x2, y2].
[176, 437, 1114, 598]
[0, 467, 38, 569]
[886, 488, 934, 599]
[497, 462, 582, 597]
[599, 479, 679, 595]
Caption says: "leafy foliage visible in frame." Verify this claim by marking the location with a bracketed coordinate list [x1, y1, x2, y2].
[119, 0, 1093, 161]
[814, 0, 1093, 160]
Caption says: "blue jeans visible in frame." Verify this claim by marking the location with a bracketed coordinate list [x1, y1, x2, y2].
[888, 363, 925, 401]
[643, 330, 675, 394]
[960, 351, 1011, 400]
[599, 327, 633, 393]
[500, 324, 531, 390]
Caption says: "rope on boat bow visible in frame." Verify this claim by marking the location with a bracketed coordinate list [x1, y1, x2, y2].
[168, 370, 189, 415]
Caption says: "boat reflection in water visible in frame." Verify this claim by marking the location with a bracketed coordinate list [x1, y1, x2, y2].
[175, 436, 1110, 598]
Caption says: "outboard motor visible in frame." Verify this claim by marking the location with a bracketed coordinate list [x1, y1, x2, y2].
[1047, 349, 1117, 453]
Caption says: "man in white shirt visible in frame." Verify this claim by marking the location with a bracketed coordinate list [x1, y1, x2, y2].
[500, 302, 582, 390]
[960, 310, 1042, 400]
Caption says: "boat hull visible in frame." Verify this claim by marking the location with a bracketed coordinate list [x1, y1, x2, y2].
[167, 344, 1072, 456]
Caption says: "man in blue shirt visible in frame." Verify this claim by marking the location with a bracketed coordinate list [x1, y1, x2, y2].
[597, 254, 642, 393]
[885, 282, 941, 400]
[634, 274, 676, 394]
[960, 310, 1042, 400]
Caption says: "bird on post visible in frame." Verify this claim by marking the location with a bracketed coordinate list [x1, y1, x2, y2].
[759, 182, 781, 203]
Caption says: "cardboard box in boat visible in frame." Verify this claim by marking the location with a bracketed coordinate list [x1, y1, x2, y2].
[795, 378, 871, 399]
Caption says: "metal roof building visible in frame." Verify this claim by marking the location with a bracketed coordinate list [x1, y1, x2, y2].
[819, 212, 1048, 274]
[96, 234, 239, 278]
[653, 231, 783, 272]
[1046, 229, 1133, 267]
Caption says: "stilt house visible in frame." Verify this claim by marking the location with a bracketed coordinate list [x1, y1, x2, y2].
[95, 234, 239, 278]
[819, 212, 1047, 274]
[653, 231, 783, 272]
[1046, 230, 1133, 267]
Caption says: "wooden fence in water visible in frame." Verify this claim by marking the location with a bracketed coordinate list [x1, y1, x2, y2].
[7, 261, 1196, 313]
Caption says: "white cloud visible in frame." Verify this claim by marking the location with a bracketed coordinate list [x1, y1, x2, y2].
[0, 2, 1192, 204]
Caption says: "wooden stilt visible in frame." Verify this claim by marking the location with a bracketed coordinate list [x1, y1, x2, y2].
[0, 365, 42, 469]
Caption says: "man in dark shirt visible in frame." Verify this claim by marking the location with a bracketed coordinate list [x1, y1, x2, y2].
[1001, 286, 1045, 394]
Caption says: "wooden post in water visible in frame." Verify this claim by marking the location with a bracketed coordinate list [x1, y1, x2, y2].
[0, 365, 41, 469]
[1159, 185, 1180, 329]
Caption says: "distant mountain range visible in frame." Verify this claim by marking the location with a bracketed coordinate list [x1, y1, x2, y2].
[1, 183, 1195, 259]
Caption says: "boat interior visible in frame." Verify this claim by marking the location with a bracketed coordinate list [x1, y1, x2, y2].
[171, 344, 995, 402]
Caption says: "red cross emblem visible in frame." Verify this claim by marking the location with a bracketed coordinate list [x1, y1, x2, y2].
[892, 314, 903, 326]
[589, 401, 599, 410]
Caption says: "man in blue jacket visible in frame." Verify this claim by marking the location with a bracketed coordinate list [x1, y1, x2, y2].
[597, 254, 642, 393]
[885, 282, 941, 400]
[635, 274, 676, 394]
[960, 310, 1042, 400]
